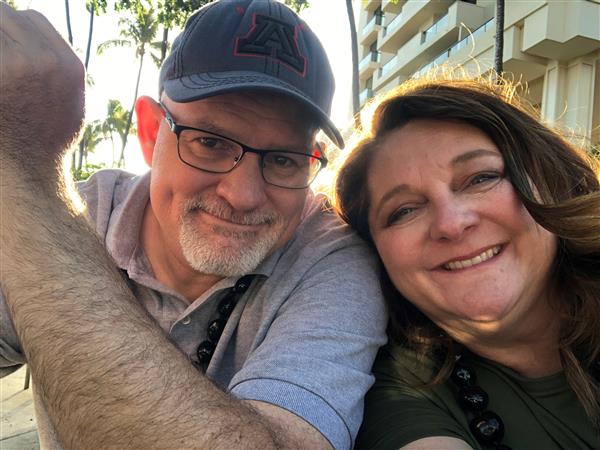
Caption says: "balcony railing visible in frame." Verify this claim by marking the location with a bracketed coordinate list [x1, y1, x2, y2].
[421, 13, 449, 44]
[383, 13, 403, 37]
[363, 14, 384, 36]
[412, 17, 496, 78]
[379, 54, 399, 79]
[359, 51, 381, 71]
[359, 88, 374, 105]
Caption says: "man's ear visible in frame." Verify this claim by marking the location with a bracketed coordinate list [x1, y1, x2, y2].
[135, 96, 163, 168]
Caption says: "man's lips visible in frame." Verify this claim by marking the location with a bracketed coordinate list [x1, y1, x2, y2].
[191, 209, 268, 231]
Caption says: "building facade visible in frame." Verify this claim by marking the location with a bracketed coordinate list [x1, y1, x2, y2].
[356, 0, 600, 146]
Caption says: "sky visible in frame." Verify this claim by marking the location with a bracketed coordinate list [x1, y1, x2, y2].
[13, 0, 354, 174]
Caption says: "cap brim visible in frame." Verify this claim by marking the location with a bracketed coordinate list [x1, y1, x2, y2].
[162, 71, 344, 149]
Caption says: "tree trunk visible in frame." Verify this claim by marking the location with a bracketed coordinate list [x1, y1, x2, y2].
[77, 141, 86, 174]
[64, 0, 73, 45]
[73, 3, 96, 177]
[110, 135, 116, 167]
[160, 27, 169, 66]
[84, 4, 95, 70]
[119, 50, 145, 167]
[346, 0, 361, 129]
[494, 0, 505, 79]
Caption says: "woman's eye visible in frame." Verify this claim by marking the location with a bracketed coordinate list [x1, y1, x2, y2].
[387, 206, 417, 225]
[468, 172, 501, 187]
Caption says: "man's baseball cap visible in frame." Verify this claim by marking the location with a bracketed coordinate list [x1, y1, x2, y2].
[159, 0, 344, 148]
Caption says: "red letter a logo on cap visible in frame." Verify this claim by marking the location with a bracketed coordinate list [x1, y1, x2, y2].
[235, 14, 306, 75]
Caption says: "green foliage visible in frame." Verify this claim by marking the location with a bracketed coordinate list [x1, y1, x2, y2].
[282, 0, 309, 13]
[74, 162, 109, 181]
[156, 0, 211, 28]
[72, 120, 106, 180]
[87, 0, 108, 14]
[102, 99, 136, 158]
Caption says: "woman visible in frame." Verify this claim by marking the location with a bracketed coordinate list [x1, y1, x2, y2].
[334, 76, 600, 449]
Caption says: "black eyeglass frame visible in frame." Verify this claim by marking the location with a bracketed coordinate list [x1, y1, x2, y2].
[160, 103, 328, 189]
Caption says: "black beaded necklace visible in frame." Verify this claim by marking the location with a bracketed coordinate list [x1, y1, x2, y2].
[451, 354, 512, 450]
[195, 275, 255, 371]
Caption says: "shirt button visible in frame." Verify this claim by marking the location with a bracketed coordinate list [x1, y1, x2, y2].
[181, 316, 191, 325]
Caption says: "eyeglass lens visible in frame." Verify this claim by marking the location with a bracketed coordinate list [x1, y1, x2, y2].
[177, 129, 323, 188]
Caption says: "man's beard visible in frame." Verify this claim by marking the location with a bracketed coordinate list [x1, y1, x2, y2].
[178, 195, 284, 277]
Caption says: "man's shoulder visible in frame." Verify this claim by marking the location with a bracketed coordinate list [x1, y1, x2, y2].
[289, 192, 376, 264]
[76, 169, 147, 232]
[262, 191, 382, 301]
[77, 169, 140, 200]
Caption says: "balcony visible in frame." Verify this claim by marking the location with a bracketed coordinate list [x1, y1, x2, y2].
[379, 0, 450, 53]
[360, 14, 384, 44]
[375, 1, 486, 88]
[359, 51, 381, 70]
[383, 13, 403, 38]
[412, 18, 495, 78]
[379, 54, 399, 80]
[359, 88, 374, 106]
[421, 13, 449, 44]
[521, 0, 600, 60]
[359, 51, 381, 80]
[364, 0, 381, 13]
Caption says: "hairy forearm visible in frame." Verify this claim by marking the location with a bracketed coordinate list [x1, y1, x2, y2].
[0, 8, 329, 448]
[0, 157, 280, 449]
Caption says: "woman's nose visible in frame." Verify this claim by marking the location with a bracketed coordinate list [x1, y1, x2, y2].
[429, 196, 480, 242]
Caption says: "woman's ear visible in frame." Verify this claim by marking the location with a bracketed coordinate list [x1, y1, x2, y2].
[135, 96, 163, 168]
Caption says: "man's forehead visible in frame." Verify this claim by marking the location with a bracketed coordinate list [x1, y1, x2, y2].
[164, 91, 319, 143]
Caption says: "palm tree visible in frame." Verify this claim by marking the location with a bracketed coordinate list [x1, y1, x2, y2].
[346, 0, 361, 129]
[73, 120, 105, 180]
[71, 0, 108, 176]
[98, 4, 160, 167]
[101, 99, 135, 167]
[494, 0, 505, 79]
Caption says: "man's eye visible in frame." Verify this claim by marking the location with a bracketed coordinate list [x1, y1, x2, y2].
[198, 137, 227, 149]
[272, 155, 298, 167]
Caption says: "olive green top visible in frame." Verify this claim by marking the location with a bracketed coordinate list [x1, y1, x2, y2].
[356, 344, 600, 450]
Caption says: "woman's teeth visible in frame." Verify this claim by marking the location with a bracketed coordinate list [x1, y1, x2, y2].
[444, 245, 501, 270]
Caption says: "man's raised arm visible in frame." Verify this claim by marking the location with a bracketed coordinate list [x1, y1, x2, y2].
[0, 6, 331, 449]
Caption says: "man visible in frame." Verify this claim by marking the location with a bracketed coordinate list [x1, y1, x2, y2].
[0, 1, 387, 449]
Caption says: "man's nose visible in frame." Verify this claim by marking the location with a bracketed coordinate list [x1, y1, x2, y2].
[215, 153, 268, 211]
[429, 196, 479, 242]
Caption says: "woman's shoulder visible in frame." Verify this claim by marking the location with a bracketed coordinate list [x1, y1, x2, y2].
[356, 343, 477, 450]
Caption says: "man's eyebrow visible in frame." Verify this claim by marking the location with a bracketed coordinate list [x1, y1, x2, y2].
[185, 118, 233, 137]
[183, 119, 311, 152]
[451, 148, 502, 165]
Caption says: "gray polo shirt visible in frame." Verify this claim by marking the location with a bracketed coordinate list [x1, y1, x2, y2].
[0, 169, 387, 449]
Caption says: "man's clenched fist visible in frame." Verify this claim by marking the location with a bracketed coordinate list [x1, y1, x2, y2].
[0, 3, 85, 167]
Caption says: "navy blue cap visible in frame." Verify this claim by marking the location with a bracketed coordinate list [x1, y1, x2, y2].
[159, 0, 343, 148]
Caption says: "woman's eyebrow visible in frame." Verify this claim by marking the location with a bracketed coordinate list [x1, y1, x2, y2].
[372, 183, 411, 221]
[451, 148, 502, 166]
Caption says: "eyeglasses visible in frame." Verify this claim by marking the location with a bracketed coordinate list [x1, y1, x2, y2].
[160, 103, 328, 189]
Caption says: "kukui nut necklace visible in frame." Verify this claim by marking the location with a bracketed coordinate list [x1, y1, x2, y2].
[451, 353, 512, 450]
[195, 275, 255, 371]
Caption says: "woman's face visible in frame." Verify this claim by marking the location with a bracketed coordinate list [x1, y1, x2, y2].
[367, 119, 558, 343]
